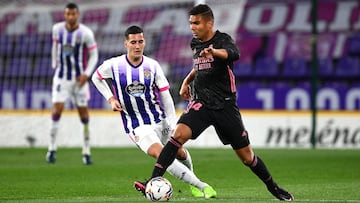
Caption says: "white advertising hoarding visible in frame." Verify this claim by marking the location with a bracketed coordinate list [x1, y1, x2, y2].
[0, 110, 359, 148]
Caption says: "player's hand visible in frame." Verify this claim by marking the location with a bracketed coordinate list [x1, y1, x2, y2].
[199, 44, 214, 58]
[179, 84, 191, 100]
[108, 97, 122, 111]
[77, 74, 88, 87]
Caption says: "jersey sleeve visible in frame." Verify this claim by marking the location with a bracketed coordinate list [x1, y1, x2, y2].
[84, 26, 97, 50]
[83, 26, 98, 76]
[92, 59, 115, 101]
[51, 24, 59, 69]
[95, 59, 113, 79]
[221, 34, 240, 62]
[154, 61, 170, 92]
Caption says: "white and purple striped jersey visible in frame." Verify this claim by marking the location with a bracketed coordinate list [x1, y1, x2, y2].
[52, 22, 97, 80]
[95, 55, 170, 134]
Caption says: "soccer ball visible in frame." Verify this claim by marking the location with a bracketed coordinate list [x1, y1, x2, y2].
[145, 177, 173, 202]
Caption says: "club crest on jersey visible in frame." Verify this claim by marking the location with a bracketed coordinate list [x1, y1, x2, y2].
[76, 36, 81, 44]
[144, 69, 151, 79]
[126, 80, 146, 97]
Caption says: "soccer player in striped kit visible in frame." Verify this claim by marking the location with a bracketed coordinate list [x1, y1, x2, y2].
[46, 3, 98, 165]
[92, 25, 216, 198]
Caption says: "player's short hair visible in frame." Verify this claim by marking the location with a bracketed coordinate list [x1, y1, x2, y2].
[65, 2, 79, 11]
[124, 25, 143, 40]
[189, 4, 214, 21]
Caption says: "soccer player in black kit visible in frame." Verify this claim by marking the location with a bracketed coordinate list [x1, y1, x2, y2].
[134, 4, 294, 201]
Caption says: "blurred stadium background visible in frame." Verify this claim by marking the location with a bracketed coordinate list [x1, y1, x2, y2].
[0, 0, 359, 148]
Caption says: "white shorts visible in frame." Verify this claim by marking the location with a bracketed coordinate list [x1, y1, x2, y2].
[52, 77, 89, 107]
[129, 120, 172, 154]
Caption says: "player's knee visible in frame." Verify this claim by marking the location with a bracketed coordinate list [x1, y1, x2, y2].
[243, 158, 253, 166]
[172, 124, 191, 144]
[147, 143, 163, 158]
[175, 147, 187, 160]
[80, 117, 89, 124]
[52, 113, 61, 121]
[243, 155, 257, 167]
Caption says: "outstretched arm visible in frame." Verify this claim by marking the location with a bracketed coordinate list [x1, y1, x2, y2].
[200, 46, 228, 60]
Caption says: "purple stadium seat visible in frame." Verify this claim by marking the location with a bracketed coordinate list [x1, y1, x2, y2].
[233, 62, 252, 78]
[13, 34, 40, 55]
[6, 57, 32, 77]
[41, 34, 52, 55]
[317, 57, 333, 77]
[348, 35, 360, 56]
[335, 56, 360, 78]
[282, 57, 308, 78]
[253, 56, 278, 77]
[34, 57, 53, 77]
[0, 57, 3, 77]
[0, 35, 13, 55]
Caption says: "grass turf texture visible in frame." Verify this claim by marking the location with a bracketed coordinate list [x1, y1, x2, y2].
[0, 148, 359, 203]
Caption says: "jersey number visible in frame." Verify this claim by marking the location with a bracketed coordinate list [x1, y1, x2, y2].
[185, 101, 202, 113]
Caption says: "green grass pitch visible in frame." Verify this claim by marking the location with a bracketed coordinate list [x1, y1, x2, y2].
[0, 147, 359, 203]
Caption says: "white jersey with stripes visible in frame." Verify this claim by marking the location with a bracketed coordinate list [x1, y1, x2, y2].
[95, 54, 171, 134]
[52, 22, 97, 81]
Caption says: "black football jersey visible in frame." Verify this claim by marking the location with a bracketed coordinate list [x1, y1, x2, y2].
[190, 30, 240, 109]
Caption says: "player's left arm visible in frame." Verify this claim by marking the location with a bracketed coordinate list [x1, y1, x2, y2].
[159, 89, 177, 130]
[78, 29, 99, 87]
[154, 61, 177, 130]
[220, 36, 240, 61]
[200, 37, 240, 61]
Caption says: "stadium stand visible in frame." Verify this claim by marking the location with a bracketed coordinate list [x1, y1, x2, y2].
[0, 0, 359, 110]
[254, 56, 278, 78]
[233, 62, 252, 78]
[0, 35, 12, 55]
[335, 56, 360, 78]
[281, 57, 308, 78]
[317, 57, 334, 78]
[6, 57, 33, 78]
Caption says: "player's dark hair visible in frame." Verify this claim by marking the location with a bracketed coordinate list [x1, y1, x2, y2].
[124, 25, 143, 40]
[65, 3, 79, 11]
[189, 4, 214, 21]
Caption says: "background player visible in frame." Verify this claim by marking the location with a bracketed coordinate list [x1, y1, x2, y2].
[92, 25, 216, 198]
[46, 2, 99, 165]
[134, 4, 294, 201]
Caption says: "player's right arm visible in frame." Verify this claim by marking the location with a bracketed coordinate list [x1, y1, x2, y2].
[107, 96, 122, 112]
[91, 61, 122, 111]
[51, 24, 59, 69]
[179, 68, 196, 100]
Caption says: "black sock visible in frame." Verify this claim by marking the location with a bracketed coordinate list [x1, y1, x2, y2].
[248, 155, 276, 188]
[151, 137, 182, 178]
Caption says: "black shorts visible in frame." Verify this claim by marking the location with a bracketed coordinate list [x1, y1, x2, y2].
[177, 100, 250, 150]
